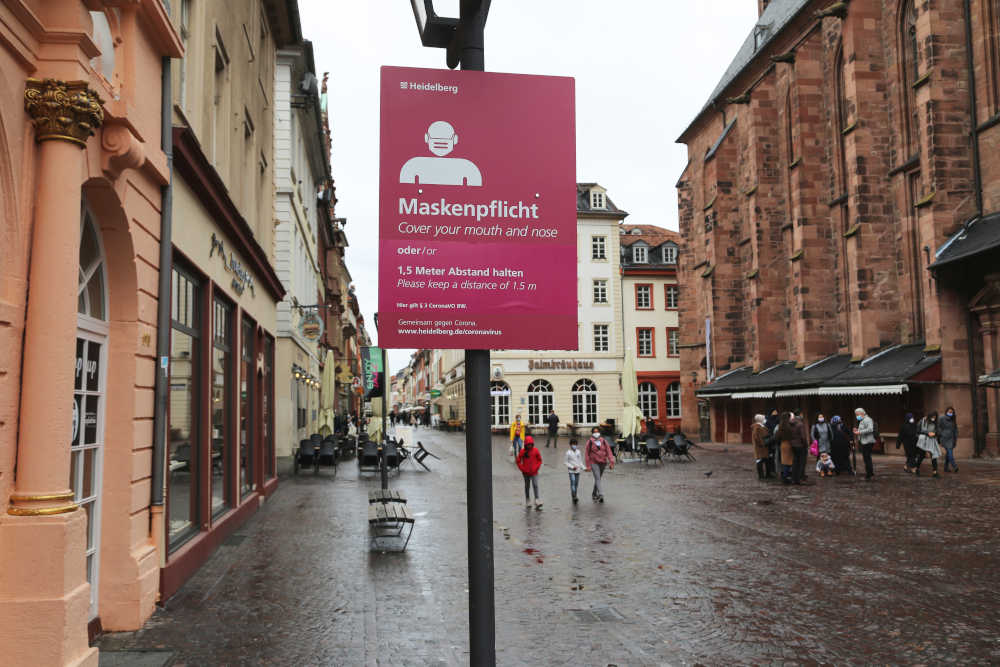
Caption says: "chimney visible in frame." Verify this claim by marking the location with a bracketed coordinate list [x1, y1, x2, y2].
[758, 0, 770, 16]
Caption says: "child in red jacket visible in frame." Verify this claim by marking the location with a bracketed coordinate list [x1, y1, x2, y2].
[516, 436, 543, 509]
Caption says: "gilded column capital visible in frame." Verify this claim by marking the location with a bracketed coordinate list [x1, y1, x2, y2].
[24, 78, 104, 147]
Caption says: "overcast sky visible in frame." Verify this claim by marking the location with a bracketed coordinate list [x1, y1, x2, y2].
[298, 0, 758, 374]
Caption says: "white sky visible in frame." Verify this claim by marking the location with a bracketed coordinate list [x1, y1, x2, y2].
[298, 0, 759, 374]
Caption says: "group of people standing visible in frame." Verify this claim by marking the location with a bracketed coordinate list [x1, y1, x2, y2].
[897, 408, 959, 477]
[512, 412, 616, 508]
[751, 405, 960, 484]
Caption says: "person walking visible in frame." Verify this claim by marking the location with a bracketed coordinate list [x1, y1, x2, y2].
[789, 411, 810, 484]
[516, 436, 543, 509]
[776, 412, 795, 484]
[764, 408, 780, 476]
[509, 414, 526, 459]
[914, 411, 942, 478]
[545, 409, 560, 449]
[939, 407, 958, 473]
[853, 407, 877, 480]
[899, 412, 920, 473]
[564, 438, 584, 503]
[584, 428, 615, 503]
[751, 414, 769, 480]
[829, 415, 853, 475]
[811, 413, 834, 459]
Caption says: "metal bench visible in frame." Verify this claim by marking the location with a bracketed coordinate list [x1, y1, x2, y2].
[367, 500, 415, 551]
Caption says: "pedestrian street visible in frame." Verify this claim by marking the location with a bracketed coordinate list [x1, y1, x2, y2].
[99, 430, 1000, 666]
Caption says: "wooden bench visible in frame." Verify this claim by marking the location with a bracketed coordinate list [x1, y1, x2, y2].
[368, 488, 407, 504]
[367, 499, 415, 551]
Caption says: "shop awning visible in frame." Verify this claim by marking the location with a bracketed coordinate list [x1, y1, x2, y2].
[773, 387, 823, 397]
[701, 393, 731, 398]
[732, 391, 774, 399]
[818, 384, 909, 396]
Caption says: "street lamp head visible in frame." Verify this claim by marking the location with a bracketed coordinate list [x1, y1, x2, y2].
[410, 0, 458, 48]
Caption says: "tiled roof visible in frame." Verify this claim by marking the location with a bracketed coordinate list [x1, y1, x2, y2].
[678, 0, 812, 140]
[619, 224, 681, 248]
[577, 183, 628, 217]
[929, 211, 1000, 269]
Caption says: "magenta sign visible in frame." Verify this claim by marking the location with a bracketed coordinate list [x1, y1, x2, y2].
[378, 66, 577, 350]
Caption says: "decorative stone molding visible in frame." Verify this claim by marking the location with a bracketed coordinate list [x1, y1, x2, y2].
[101, 121, 145, 179]
[24, 78, 104, 147]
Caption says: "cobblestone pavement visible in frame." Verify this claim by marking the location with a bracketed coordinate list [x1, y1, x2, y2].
[99, 429, 1000, 666]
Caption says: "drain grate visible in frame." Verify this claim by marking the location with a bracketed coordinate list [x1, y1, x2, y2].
[570, 607, 625, 623]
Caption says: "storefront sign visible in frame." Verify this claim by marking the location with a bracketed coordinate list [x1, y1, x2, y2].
[527, 359, 595, 371]
[299, 309, 323, 341]
[378, 66, 577, 350]
[429, 389, 442, 398]
[210, 233, 255, 297]
[361, 347, 384, 399]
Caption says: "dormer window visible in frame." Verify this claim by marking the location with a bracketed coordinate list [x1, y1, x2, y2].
[663, 245, 678, 264]
[633, 245, 648, 263]
[591, 190, 606, 210]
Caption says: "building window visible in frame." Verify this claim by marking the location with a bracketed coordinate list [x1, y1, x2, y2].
[593, 279, 608, 304]
[835, 44, 851, 197]
[665, 285, 679, 309]
[987, 0, 1000, 114]
[667, 328, 680, 357]
[527, 379, 554, 425]
[168, 267, 201, 548]
[635, 284, 652, 309]
[666, 382, 682, 418]
[211, 297, 233, 517]
[591, 190, 605, 209]
[490, 381, 510, 428]
[239, 316, 255, 499]
[637, 328, 654, 357]
[901, 2, 919, 156]
[593, 324, 609, 352]
[785, 89, 795, 164]
[633, 245, 648, 263]
[571, 378, 598, 425]
[592, 236, 606, 260]
[663, 245, 677, 264]
[638, 382, 658, 419]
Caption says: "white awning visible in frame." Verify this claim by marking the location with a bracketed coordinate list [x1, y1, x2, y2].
[818, 384, 909, 396]
[774, 388, 823, 397]
[731, 391, 774, 399]
[699, 393, 731, 398]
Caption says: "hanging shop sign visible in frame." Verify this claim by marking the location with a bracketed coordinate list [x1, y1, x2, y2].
[429, 389, 442, 398]
[361, 347, 384, 399]
[299, 309, 324, 341]
[378, 66, 577, 350]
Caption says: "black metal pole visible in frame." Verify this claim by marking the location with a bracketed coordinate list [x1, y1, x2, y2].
[381, 347, 389, 489]
[459, 2, 494, 664]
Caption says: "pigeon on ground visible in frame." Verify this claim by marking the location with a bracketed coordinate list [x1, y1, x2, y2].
[704, 471, 713, 477]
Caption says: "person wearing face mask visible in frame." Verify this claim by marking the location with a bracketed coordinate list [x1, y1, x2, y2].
[811, 413, 833, 458]
[898, 412, 920, 473]
[939, 407, 958, 473]
[564, 438, 585, 503]
[853, 407, 876, 480]
[829, 416, 853, 475]
[751, 414, 769, 480]
[516, 436, 543, 509]
[914, 411, 942, 477]
[584, 428, 615, 503]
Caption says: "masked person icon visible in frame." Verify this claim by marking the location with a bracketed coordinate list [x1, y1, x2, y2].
[399, 120, 483, 187]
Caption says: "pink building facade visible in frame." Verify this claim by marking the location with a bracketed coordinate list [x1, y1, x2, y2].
[0, 2, 182, 665]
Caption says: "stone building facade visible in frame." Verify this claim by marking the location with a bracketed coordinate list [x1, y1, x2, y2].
[676, 0, 1000, 456]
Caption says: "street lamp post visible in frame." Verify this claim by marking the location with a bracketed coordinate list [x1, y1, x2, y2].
[408, 2, 495, 664]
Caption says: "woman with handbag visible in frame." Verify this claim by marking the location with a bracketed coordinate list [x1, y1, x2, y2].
[810, 413, 833, 459]
[914, 411, 942, 478]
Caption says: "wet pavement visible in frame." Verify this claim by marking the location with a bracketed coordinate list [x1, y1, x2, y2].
[98, 429, 1000, 666]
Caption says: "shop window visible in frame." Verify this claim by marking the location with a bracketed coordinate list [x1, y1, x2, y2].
[637, 328, 654, 357]
[667, 328, 680, 357]
[638, 382, 658, 419]
[593, 279, 608, 304]
[593, 324, 609, 352]
[263, 335, 275, 479]
[666, 382, 682, 418]
[168, 267, 201, 548]
[571, 379, 598, 425]
[527, 379, 554, 425]
[212, 297, 233, 517]
[239, 316, 255, 498]
[592, 235, 606, 260]
[635, 284, 652, 309]
[666, 285, 679, 310]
